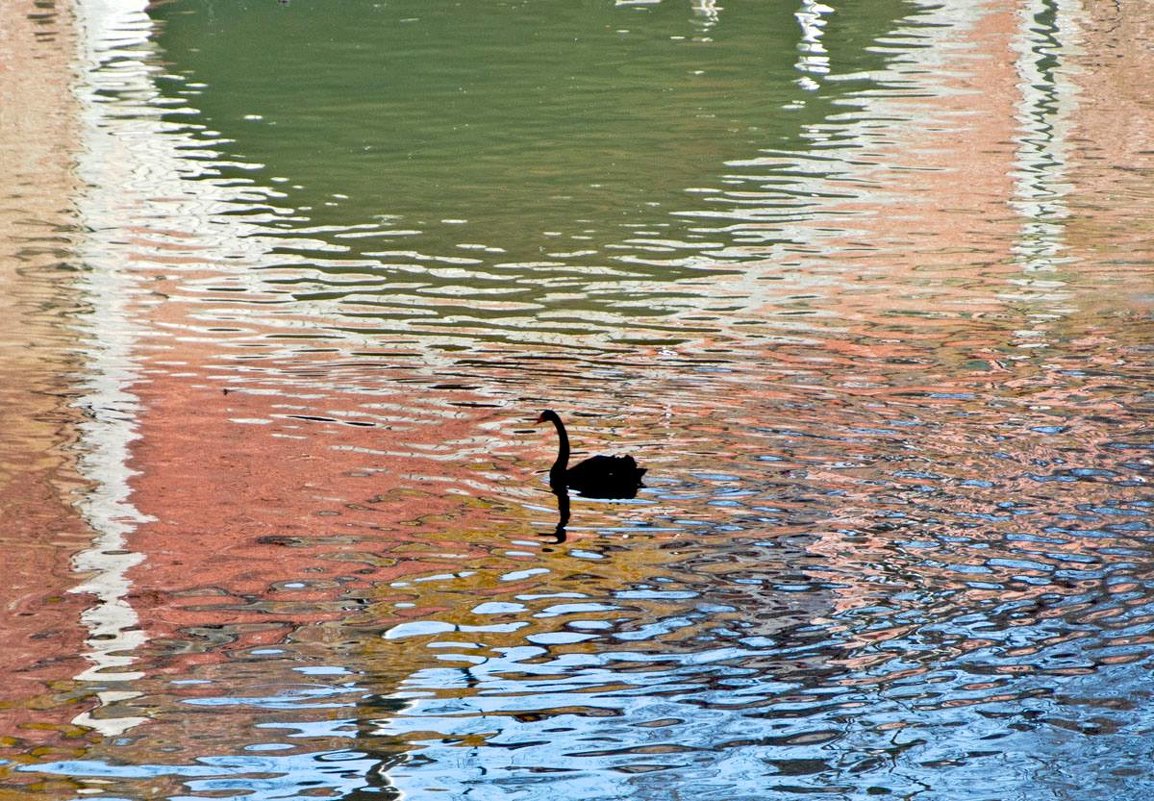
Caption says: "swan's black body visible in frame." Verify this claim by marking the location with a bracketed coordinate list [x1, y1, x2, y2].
[537, 409, 646, 499]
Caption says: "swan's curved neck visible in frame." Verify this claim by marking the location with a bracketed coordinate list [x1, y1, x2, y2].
[549, 416, 570, 475]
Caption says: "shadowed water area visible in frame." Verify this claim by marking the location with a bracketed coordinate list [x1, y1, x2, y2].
[2, 0, 1154, 799]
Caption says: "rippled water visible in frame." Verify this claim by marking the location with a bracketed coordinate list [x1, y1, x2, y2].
[3, 0, 1154, 799]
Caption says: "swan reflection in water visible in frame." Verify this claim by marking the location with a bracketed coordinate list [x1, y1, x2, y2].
[535, 409, 647, 543]
[547, 478, 571, 543]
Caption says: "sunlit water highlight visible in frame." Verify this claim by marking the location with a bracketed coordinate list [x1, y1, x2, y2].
[3, 1, 1153, 800]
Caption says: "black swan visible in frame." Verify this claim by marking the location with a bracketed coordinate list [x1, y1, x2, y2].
[536, 409, 646, 499]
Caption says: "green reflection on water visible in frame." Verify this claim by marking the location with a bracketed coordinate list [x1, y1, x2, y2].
[151, 0, 913, 260]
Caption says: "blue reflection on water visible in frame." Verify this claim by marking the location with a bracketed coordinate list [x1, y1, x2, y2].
[28, 751, 383, 800]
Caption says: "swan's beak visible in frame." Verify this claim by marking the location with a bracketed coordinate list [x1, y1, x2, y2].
[534, 412, 546, 424]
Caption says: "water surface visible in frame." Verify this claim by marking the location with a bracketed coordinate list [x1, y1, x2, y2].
[2, 0, 1153, 799]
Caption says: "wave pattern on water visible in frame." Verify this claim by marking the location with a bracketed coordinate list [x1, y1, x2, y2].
[5, 0, 1154, 800]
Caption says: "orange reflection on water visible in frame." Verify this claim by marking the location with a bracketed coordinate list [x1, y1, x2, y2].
[0, 0, 101, 778]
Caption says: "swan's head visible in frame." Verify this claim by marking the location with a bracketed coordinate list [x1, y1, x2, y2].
[536, 409, 560, 425]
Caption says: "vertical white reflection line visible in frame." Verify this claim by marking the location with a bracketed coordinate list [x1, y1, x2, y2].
[1010, 0, 1080, 276]
[68, 0, 158, 736]
[691, 0, 721, 27]
[794, 0, 833, 91]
